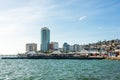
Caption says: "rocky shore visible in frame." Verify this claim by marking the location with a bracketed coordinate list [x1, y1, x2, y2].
[106, 56, 120, 61]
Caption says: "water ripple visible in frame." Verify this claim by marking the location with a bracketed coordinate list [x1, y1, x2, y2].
[0, 59, 120, 80]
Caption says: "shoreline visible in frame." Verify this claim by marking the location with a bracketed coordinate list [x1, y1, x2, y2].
[1, 55, 105, 60]
[1, 54, 120, 60]
[106, 57, 120, 61]
[2, 56, 120, 61]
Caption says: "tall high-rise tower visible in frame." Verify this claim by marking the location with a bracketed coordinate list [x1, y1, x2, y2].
[41, 27, 50, 52]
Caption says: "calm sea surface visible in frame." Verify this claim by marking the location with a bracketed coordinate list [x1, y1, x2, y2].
[0, 59, 120, 80]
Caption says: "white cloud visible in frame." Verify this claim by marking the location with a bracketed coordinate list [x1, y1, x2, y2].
[79, 16, 87, 21]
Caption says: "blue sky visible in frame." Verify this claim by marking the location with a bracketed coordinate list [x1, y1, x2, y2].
[0, 0, 120, 54]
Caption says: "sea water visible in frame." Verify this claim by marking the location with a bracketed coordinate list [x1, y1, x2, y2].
[0, 59, 120, 80]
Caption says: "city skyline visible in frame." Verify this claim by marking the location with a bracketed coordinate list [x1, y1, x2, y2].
[0, 0, 120, 54]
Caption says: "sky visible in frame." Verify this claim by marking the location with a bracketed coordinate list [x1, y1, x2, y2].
[0, 0, 120, 54]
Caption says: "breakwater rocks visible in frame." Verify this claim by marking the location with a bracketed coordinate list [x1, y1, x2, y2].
[106, 57, 120, 61]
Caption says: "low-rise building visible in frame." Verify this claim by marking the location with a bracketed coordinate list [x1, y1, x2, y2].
[63, 43, 70, 52]
[74, 44, 80, 52]
[50, 42, 59, 50]
[69, 45, 74, 52]
[26, 43, 37, 52]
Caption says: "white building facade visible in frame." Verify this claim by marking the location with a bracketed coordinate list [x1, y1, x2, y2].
[26, 43, 37, 52]
[50, 42, 59, 50]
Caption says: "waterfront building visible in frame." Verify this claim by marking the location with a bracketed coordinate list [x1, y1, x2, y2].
[26, 43, 37, 52]
[50, 42, 59, 50]
[74, 44, 80, 52]
[63, 43, 70, 52]
[79, 45, 84, 51]
[69, 45, 74, 52]
[41, 27, 50, 52]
